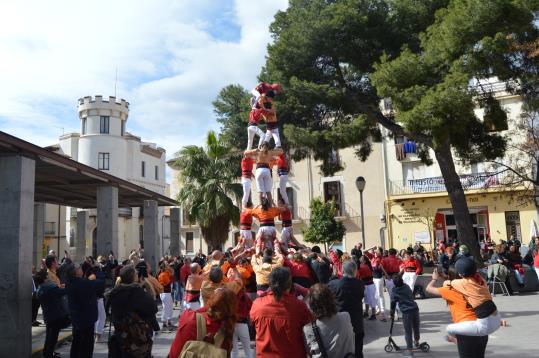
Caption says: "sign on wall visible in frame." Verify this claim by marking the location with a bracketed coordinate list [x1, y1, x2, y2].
[414, 231, 431, 244]
[408, 172, 499, 193]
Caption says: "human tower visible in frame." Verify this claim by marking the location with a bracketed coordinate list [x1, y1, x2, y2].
[239, 82, 304, 254]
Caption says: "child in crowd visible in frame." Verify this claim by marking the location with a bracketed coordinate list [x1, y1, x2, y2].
[442, 257, 504, 343]
[390, 273, 421, 357]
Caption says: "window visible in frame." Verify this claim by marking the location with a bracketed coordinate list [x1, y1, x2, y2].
[186, 232, 194, 253]
[155, 165, 159, 180]
[100, 116, 110, 134]
[445, 214, 455, 226]
[278, 187, 296, 219]
[323, 181, 343, 216]
[81, 118, 87, 135]
[98, 152, 110, 170]
[505, 211, 521, 241]
[141, 161, 145, 177]
[121, 120, 126, 136]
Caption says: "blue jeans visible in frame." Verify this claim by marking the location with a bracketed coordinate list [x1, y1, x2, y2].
[173, 281, 183, 303]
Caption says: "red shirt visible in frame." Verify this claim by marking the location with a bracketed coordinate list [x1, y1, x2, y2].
[400, 257, 422, 275]
[279, 207, 292, 227]
[249, 108, 264, 124]
[255, 82, 274, 95]
[382, 255, 402, 275]
[168, 308, 224, 358]
[250, 292, 313, 357]
[284, 259, 313, 281]
[329, 249, 343, 277]
[358, 263, 374, 284]
[179, 264, 191, 285]
[240, 208, 253, 230]
[242, 157, 254, 178]
[252, 207, 281, 226]
[533, 250, 539, 268]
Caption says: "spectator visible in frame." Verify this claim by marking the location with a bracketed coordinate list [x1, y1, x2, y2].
[303, 283, 355, 357]
[65, 263, 104, 358]
[107, 265, 159, 357]
[169, 288, 238, 357]
[507, 245, 525, 288]
[45, 255, 63, 288]
[36, 269, 71, 358]
[328, 260, 365, 358]
[390, 274, 421, 357]
[284, 252, 314, 288]
[157, 261, 175, 329]
[306, 247, 332, 284]
[32, 267, 43, 327]
[172, 256, 183, 307]
[250, 267, 313, 357]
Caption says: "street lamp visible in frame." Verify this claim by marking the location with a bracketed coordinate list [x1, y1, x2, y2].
[355, 176, 366, 247]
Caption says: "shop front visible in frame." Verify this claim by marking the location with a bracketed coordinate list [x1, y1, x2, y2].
[387, 189, 537, 250]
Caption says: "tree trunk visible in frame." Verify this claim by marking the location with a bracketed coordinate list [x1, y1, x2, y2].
[434, 143, 482, 264]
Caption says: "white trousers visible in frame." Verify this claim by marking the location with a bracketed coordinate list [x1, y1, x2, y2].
[183, 300, 201, 311]
[240, 230, 254, 249]
[447, 311, 501, 336]
[402, 272, 417, 292]
[95, 298, 106, 334]
[264, 128, 281, 147]
[373, 278, 386, 314]
[278, 174, 289, 204]
[255, 167, 272, 193]
[231, 322, 253, 358]
[247, 125, 265, 150]
[280, 227, 293, 251]
[364, 283, 376, 308]
[241, 177, 251, 206]
[160, 292, 173, 322]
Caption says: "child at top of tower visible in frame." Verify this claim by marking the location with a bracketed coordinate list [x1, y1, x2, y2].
[251, 82, 281, 109]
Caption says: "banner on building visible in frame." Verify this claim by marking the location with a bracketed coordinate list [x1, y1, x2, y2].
[414, 231, 431, 244]
[408, 173, 499, 193]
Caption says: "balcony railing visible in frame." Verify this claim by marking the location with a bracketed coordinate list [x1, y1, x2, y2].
[389, 172, 505, 195]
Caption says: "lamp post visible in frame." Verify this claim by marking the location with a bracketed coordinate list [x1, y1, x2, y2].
[355, 176, 366, 247]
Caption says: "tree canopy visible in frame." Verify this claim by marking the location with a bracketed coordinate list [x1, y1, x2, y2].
[261, 0, 539, 261]
[213, 84, 252, 150]
[174, 131, 243, 249]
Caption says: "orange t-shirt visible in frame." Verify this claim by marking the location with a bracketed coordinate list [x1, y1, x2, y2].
[438, 286, 477, 323]
[252, 207, 281, 225]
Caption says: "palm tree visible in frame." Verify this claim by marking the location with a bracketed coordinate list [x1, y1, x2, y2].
[174, 131, 242, 250]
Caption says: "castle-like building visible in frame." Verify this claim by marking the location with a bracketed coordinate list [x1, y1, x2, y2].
[41, 95, 169, 260]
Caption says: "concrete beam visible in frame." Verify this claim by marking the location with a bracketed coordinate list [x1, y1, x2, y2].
[76, 211, 90, 262]
[33, 202, 45, 268]
[143, 200, 159, 272]
[0, 155, 35, 357]
[170, 208, 180, 256]
[96, 186, 118, 257]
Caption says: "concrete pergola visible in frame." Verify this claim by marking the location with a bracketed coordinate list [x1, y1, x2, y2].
[0, 131, 181, 356]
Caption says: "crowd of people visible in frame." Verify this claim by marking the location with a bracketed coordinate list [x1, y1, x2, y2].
[31, 231, 539, 358]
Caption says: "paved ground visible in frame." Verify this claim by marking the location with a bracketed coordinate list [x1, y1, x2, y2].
[36, 290, 539, 357]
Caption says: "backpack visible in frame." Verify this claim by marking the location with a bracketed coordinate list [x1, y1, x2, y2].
[179, 313, 227, 358]
[111, 311, 153, 357]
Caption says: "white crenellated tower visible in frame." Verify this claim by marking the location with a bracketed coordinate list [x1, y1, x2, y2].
[77, 95, 129, 178]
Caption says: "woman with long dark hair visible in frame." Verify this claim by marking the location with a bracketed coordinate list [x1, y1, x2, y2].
[168, 287, 238, 357]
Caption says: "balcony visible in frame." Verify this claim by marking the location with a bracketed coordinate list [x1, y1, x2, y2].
[395, 141, 417, 161]
[389, 172, 504, 196]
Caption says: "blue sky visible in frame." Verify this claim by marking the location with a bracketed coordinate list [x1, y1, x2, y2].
[0, 0, 288, 160]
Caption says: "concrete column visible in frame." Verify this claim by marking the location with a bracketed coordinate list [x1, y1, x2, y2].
[76, 211, 90, 262]
[170, 208, 180, 256]
[33, 202, 45, 268]
[0, 155, 35, 357]
[143, 200, 159, 272]
[97, 186, 118, 257]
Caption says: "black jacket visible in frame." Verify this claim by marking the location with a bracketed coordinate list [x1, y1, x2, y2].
[37, 281, 68, 324]
[107, 283, 159, 331]
[328, 276, 364, 333]
[307, 256, 332, 284]
[390, 284, 418, 313]
[66, 275, 104, 329]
